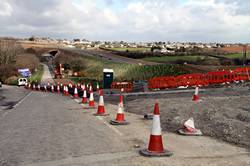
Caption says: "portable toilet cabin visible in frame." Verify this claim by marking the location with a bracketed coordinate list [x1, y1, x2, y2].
[103, 68, 114, 89]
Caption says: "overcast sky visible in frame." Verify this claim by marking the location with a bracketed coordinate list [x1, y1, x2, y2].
[0, 0, 250, 42]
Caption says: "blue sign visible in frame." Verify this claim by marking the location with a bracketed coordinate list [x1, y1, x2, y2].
[18, 68, 31, 77]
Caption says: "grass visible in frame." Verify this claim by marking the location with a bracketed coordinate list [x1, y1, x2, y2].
[106, 47, 151, 52]
[68, 55, 187, 82]
[223, 53, 250, 59]
[142, 55, 206, 63]
[29, 65, 44, 83]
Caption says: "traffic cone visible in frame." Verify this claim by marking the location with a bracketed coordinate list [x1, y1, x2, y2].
[32, 84, 36, 90]
[110, 94, 129, 125]
[140, 103, 173, 157]
[25, 83, 28, 89]
[37, 84, 41, 91]
[73, 87, 78, 98]
[177, 117, 202, 136]
[51, 85, 54, 93]
[96, 83, 99, 92]
[89, 85, 93, 92]
[94, 90, 109, 116]
[44, 85, 47, 92]
[192, 86, 200, 101]
[82, 88, 87, 104]
[28, 83, 31, 89]
[57, 84, 60, 93]
[47, 82, 50, 89]
[81, 84, 85, 91]
[65, 86, 69, 96]
[88, 90, 95, 107]
[63, 85, 66, 94]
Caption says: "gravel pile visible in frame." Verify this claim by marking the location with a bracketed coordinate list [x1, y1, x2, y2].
[126, 94, 250, 149]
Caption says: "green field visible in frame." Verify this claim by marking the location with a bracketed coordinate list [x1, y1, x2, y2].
[223, 53, 250, 59]
[29, 65, 44, 83]
[68, 54, 187, 82]
[143, 55, 206, 63]
[107, 47, 151, 52]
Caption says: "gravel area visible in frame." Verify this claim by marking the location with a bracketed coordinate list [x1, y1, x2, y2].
[126, 93, 250, 149]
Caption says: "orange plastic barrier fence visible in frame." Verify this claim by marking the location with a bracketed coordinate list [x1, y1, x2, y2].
[111, 82, 133, 92]
[148, 67, 250, 89]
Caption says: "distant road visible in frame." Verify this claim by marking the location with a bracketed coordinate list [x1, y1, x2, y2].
[41, 64, 54, 84]
[62, 48, 159, 65]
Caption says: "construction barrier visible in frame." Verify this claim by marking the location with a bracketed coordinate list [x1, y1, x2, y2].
[148, 67, 250, 89]
[111, 82, 133, 92]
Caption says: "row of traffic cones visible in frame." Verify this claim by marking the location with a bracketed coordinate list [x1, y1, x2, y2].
[25, 82, 202, 157]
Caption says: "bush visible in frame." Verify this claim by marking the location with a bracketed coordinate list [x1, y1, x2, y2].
[16, 53, 40, 72]
[5, 76, 18, 85]
[0, 65, 17, 83]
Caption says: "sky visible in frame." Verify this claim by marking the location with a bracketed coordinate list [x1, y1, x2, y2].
[0, 0, 250, 42]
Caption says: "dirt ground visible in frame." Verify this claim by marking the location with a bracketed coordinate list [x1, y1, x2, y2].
[125, 87, 250, 150]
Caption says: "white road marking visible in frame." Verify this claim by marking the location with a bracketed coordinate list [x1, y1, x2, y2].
[1, 91, 32, 119]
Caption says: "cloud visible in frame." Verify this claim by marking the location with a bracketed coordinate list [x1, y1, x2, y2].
[0, 0, 249, 42]
[0, 0, 12, 16]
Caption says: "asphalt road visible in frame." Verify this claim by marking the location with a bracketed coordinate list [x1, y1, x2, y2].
[62, 48, 158, 65]
[41, 64, 54, 84]
[0, 88, 131, 166]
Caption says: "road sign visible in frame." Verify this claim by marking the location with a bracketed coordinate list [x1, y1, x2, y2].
[18, 68, 31, 77]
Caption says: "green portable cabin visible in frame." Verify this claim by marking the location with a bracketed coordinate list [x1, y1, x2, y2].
[103, 68, 114, 89]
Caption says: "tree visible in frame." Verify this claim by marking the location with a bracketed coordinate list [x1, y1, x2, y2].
[0, 39, 23, 65]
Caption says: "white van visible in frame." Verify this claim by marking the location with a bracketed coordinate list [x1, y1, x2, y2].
[18, 78, 28, 86]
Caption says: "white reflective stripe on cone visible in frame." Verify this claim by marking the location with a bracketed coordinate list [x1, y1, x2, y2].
[99, 96, 104, 106]
[151, 115, 161, 135]
[89, 92, 94, 101]
[184, 117, 195, 129]
[117, 105, 124, 114]
[83, 90, 87, 97]
[195, 87, 199, 95]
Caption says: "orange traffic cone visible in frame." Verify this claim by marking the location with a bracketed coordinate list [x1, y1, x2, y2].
[177, 117, 202, 136]
[37, 84, 41, 91]
[110, 94, 129, 125]
[73, 87, 78, 98]
[44, 85, 47, 92]
[89, 90, 95, 107]
[89, 85, 92, 92]
[96, 83, 99, 93]
[51, 85, 54, 93]
[28, 83, 31, 89]
[63, 85, 66, 94]
[57, 84, 60, 93]
[82, 88, 87, 104]
[94, 90, 109, 116]
[192, 86, 200, 101]
[65, 86, 69, 96]
[140, 103, 173, 157]
[32, 84, 36, 90]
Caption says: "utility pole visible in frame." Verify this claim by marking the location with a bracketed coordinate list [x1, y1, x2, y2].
[243, 45, 247, 66]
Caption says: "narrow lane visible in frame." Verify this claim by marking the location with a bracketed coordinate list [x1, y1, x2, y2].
[41, 64, 54, 84]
